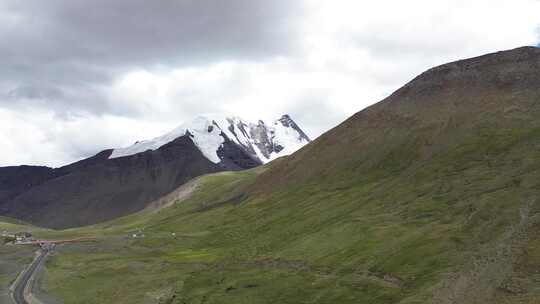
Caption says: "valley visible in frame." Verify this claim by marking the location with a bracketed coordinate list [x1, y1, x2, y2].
[1, 47, 540, 303]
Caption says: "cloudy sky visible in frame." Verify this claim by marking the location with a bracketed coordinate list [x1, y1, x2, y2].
[1, 0, 540, 167]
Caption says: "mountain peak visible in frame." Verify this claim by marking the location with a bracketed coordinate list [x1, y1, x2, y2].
[383, 46, 540, 112]
[412, 46, 540, 84]
[276, 114, 311, 142]
[110, 114, 311, 164]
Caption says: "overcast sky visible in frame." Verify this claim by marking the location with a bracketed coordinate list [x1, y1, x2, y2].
[1, 0, 540, 167]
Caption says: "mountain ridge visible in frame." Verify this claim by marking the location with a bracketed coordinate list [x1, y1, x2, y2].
[250, 46, 540, 191]
[0, 114, 310, 229]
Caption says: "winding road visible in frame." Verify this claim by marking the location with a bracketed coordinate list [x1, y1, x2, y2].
[12, 245, 52, 304]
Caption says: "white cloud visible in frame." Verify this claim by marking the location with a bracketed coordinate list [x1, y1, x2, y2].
[2, 0, 540, 166]
[0, 108, 170, 167]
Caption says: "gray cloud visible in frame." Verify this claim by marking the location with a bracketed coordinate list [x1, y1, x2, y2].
[7, 85, 64, 101]
[0, 0, 302, 116]
[2, 0, 300, 66]
[1, 83, 116, 119]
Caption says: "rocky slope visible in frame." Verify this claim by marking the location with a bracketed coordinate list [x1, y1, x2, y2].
[0, 114, 310, 229]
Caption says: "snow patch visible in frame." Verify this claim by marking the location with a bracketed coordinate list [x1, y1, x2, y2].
[185, 116, 224, 163]
[109, 125, 189, 159]
[267, 121, 308, 161]
[110, 116, 224, 163]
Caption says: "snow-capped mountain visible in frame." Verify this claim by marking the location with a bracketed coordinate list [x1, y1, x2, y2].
[0, 114, 310, 229]
[110, 114, 311, 165]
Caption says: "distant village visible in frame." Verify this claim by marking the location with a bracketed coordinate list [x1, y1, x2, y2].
[2, 227, 178, 245]
[1, 230, 35, 245]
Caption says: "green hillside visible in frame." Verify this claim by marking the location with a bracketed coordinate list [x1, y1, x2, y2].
[32, 47, 540, 303]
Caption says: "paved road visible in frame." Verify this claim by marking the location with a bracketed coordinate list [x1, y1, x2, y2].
[12, 246, 51, 304]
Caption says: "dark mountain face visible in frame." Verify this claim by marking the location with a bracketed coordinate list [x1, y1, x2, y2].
[0, 135, 259, 229]
[0, 166, 59, 203]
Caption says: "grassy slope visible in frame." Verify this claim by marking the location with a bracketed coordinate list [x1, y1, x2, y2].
[37, 48, 540, 303]
[40, 134, 540, 304]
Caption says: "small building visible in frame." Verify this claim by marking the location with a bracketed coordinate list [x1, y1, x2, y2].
[14, 232, 33, 242]
[129, 229, 145, 239]
[1, 231, 15, 238]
